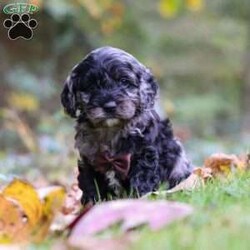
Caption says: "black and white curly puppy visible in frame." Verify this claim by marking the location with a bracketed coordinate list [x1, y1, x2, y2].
[61, 46, 192, 205]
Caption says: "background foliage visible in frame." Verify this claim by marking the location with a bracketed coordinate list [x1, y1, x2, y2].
[0, 0, 249, 183]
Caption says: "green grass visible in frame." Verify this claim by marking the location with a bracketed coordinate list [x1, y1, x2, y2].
[133, 172, 250, 250]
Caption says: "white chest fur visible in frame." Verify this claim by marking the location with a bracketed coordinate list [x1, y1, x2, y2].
[105, 170, 123, 195]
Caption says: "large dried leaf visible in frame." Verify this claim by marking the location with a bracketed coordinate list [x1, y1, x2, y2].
[166, 167, 212, 193]
[2, 179, 42, 227]
[204, 153, 246, 176]
[69, 199, 193, 239]
[0, 179, 65, 243]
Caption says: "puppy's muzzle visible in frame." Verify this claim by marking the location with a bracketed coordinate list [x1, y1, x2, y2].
[85, 92, 137, 126]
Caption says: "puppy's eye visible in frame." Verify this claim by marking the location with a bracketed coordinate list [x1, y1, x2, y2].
[120, 78, 137, 88]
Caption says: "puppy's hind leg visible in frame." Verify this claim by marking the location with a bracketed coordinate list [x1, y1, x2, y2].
[168, 146, 192, 188]
[129, 146, 161, 196]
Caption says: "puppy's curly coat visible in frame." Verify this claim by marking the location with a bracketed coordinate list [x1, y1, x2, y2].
[61, 46, 192, 204]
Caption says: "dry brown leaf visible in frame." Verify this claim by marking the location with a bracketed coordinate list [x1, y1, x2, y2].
[204, 153, 246, 176]
[167, 167, 212, 193]
[193, 167, 213, 179]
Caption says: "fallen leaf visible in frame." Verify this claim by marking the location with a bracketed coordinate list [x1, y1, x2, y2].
[0, 194, 29, 243]
[69, 199, 193, 239]
[204, 153, 246, 176]
[193, 167, 213, 179]
[2, 179, 42, 227]
[166, 167, 212, 193]
[0, 179, 66, 243]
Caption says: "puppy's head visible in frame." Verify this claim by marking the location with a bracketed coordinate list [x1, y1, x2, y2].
[61, 46, 158, 127]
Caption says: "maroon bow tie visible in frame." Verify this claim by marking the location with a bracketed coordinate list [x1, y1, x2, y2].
[94, 151, 131, 179]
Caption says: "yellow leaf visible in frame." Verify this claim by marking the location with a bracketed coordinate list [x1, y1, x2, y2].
[1, 180, 66, 243]
[2, 179, 43, 227]
[158, 0, 180, 18]
[0, 194, 30, 243]
[186, 0, 203, 11]
[8, 92, 39, 112]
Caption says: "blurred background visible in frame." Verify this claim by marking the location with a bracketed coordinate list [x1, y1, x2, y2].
[0, 0, 249, 184]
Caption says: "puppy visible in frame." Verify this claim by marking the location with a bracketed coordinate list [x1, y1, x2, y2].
[61, 46, 192, 204]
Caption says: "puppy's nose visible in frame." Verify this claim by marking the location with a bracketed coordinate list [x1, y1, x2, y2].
[103, 101, 116, 112]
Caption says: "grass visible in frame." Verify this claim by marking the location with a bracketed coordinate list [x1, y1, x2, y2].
[133, 172, 250, 250]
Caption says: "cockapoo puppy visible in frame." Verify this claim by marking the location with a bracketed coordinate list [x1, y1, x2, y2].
[61, 46, 192, 204]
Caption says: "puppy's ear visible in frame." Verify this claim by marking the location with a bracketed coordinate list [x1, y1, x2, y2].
[61, 75, 77, 118]
[140, 68, 159, 109]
